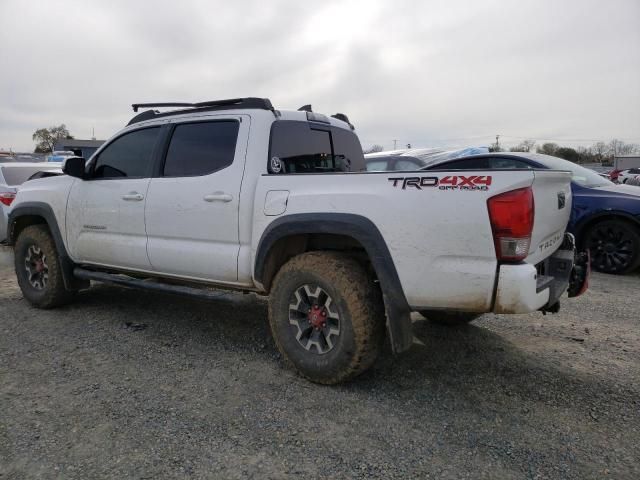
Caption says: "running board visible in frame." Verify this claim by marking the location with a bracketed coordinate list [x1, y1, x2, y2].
[73, 267, 240, 301]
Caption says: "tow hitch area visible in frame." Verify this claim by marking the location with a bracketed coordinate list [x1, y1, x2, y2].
[537, 233, 589, 314]
[568, 250, 590, 298]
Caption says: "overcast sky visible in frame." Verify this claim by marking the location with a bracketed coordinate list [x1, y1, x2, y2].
[1, 0, 639, 152]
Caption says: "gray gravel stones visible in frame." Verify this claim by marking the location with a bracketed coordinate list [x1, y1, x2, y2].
[0, 247, 638, 479]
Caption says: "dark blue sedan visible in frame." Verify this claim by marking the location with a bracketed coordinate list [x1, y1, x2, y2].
[365, 150, 640, 274]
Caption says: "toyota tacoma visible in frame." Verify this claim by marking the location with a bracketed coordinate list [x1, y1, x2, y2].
[6, 97, 589, 384]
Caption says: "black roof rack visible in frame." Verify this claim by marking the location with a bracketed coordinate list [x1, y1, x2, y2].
[127, 97, 274, 125]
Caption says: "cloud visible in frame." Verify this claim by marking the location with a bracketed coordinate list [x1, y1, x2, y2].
[1, 0, 638, 151]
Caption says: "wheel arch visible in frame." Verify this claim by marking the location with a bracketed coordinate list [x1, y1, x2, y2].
[8, 202, 87, 290]
[255, 213, 413, 353]
[574, 210, 640, 246]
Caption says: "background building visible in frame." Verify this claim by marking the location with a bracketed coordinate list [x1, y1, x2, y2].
[614, 155, 640, 170]
[53, 139, 104, 159]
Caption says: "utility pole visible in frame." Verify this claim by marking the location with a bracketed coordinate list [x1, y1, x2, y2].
[495, 134, 500, 151]
[393, 139, 397, 150]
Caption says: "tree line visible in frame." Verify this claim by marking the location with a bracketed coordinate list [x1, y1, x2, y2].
[35, 124, 639, 166]
[491, 139, 640, 165]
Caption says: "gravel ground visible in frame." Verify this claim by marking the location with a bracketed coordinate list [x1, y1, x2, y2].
[1, 246, 638, 479]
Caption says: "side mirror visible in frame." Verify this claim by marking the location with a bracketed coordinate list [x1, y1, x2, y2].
[62, 156, 86, 179]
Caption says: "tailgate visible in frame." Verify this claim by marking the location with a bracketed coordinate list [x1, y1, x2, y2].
[526, 170, 573, 265]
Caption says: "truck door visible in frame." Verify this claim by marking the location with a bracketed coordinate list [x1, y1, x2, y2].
[144, 116, 249, 283]
[66, 126, 161, 270]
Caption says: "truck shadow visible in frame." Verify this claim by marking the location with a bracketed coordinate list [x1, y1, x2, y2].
[355, 317, 629, 415]
[71, 284, 629, 416]
[74, 283, 273, 349]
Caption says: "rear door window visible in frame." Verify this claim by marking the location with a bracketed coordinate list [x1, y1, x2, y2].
[163, 121, 239, 177]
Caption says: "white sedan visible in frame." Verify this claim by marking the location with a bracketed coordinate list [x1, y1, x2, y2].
[0, 163, 63, 243]
[618, 168, 640, 184]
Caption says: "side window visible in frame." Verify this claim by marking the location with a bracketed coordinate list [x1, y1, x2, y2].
[438, 158, 490, 170]
[92, 127, 160, 179]
[268, 120, 365, 173]
[365, 160, 389, 171]
[394, 159, 423, 171]
[489, 158, 533, 169]
[331, 127, 366, 172]
[163, 121, 239, 177]
[269, 122, 333, 173]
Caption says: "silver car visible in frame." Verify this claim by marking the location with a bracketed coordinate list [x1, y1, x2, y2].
[0, 163, 63, 243]
[627, 175, 640, 187]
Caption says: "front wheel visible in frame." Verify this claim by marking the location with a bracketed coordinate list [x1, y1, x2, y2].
[14, 225, 75, 308]
[268, 252, 385, 384]
[584, 219, 640, 274]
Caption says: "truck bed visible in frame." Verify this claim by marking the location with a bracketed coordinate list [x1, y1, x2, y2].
[252, 169, 572, 311]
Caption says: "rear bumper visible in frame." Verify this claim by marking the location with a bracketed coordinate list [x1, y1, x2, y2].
[493, 233, 588, 314]
[493, 263, 549, 314]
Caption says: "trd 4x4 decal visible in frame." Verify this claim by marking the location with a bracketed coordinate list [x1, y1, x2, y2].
[388, 175, 492, 191]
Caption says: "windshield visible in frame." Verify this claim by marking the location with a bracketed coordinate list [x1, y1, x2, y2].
[538, 156, 613, 187]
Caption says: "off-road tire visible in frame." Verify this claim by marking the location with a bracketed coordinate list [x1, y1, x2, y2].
[419, 310, 481, 326]
[584, 219, 640, 274]
[14, 225, 75, 308]
[269, 251, 385, 384]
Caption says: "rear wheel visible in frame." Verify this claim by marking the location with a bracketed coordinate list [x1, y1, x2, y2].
[268, 252, 385, 384]
[584, 219, 640, 274]
[14, 225, 75, 308]
[419, 310, 481, 326]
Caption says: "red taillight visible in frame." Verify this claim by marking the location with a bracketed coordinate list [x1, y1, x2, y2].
[487, 187, 534, 261]
[0, 192, 16, 207]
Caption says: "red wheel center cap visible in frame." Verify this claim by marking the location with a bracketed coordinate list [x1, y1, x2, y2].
[308, 305, 326, 329]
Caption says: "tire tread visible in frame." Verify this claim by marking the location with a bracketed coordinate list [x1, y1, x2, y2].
[269, 251, 385, 384]
[14, 224, 74, 308]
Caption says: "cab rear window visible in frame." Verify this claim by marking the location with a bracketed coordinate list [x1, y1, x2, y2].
[268, 121, 365, 173]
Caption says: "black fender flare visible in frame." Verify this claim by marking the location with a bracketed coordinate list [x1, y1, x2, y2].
[7, 202, 88, 291]
[255, 213, 413, 353]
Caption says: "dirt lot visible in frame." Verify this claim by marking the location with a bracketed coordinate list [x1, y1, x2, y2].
[0, 246, 638, 479]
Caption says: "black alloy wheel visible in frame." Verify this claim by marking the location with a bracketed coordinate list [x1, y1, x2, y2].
[585, 220, 640, 274]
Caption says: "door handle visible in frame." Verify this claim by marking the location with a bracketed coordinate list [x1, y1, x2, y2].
[203, 192, 233, 203]
[122, 192, 144, 201]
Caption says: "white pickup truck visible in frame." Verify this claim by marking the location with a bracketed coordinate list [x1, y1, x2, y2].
[7, 98, 588, 384]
